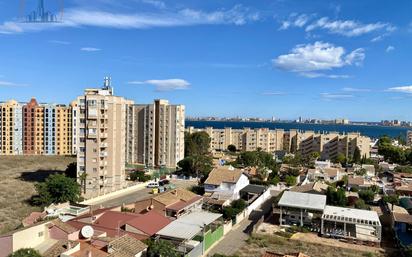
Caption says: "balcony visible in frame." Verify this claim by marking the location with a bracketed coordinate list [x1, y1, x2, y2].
[100, 142, 108, 148]
[99, 151, 108, 157]
[100, 132, 108, 138]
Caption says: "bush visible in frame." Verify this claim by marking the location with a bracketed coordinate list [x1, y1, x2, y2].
[285, 175, 296, 186]
[8, 248, 42, 257]
[222, 199, 247, 220]
[130, 171, 151, 182]
[250, 179, 269, 186]
[190, 185, 205, 195]
[33, 174, 81, 206]
[354, 199, 369, 210]
[358, 189, 375, 203]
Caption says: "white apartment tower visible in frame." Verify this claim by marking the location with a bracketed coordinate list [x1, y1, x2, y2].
[74, 77, 133, 199]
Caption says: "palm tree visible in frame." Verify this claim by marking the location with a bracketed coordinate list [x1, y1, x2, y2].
[79, 172, 88, 194]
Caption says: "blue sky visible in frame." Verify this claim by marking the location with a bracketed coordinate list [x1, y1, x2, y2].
[0, 0, 412, 121]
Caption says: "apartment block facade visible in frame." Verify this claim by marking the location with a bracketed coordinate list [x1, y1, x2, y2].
[126, 99, 185, 168]
[0, 100, 23, 155]
[73, 81, 133, 198]
[187, 126, 371, 160]
[0, 98, 73, 156]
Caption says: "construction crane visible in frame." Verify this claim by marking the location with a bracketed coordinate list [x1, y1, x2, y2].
[19, 0, 64, 23]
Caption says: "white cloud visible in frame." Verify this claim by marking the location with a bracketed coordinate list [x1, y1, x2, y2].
[141, 0, 166, 9]
[342, 87, 371, 92]
[386, 45, 395, 53]
[49, 40, 71, 45]
[80, 47, 101, 52]
[321, 93, 354, 100]
[261, 92, 285, 96]
[129, 79, 190, 91]
[0, 5, 260, 34]
[306, 17, 395, 37]
[387, 85, 412, 94]
[273, 41, 365, 78]
[0, 80, 29, 87]
[279, 13, 310, 30]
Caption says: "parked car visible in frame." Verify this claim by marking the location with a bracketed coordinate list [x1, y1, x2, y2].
[147, 182, 159, 188]
[159, 179, 170, 186]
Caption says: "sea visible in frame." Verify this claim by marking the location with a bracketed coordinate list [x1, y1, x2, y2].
[185, 120, 410, 140]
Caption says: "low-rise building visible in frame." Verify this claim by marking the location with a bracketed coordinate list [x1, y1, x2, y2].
[321, 205, 382, 243]
[204, 166, 249, 205]
[278, 191, 326, 227]
[134, 188, 203, 218]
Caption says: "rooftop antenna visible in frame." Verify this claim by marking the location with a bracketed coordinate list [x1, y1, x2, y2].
[103, 76, 114, 95]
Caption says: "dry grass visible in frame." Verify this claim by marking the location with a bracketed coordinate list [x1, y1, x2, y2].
[0, 155, 75, 234]
[236, 234, 390, 257]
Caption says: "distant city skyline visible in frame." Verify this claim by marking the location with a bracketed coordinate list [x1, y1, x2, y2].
[1, 0, 412, 121]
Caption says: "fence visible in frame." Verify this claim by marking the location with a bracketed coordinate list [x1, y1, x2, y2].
[246, 188, 272, 215]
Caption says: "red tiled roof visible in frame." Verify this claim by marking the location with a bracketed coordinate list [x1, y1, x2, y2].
[166, 195, 202, 211]
[125, 211, 171, 236]
[67, 220, 148, 241]
[93, 211, 139, 228]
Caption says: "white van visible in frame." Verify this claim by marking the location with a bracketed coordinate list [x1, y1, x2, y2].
[147, 182, 159, 188]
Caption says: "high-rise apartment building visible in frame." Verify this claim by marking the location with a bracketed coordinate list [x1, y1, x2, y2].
[187, 127, 371, 160]
[126, 99, 185, 168]
[23, 98, 45, 155]
[0, 100, 23, 155]
[407, 130, 412, 146]
[74, 78, 133, 198]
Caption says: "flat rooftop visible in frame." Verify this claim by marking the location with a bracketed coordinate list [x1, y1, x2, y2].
[278, 191, 326, 211]
[322, 205, 381, 226]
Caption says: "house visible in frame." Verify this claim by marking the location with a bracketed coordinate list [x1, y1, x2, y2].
[290, 182, 328, 195]
[306, 167, 342, 182]
[0, 219, 81, 257]
[156, 210, 223, 257]
[396, 184, 412, 197]
[321, 205, 382, 243]
[391, 212, 412, 247]
[354, 164, 375, 177]
[68, 210, 171, 240]
[204, 166, 249, 205]
[347, 177, 366, 190]
[134, 188, 203, 218]
[277, 191, 326, 227]
[262, 252, 310, 257]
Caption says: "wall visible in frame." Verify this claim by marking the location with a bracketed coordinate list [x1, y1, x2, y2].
[12, 222, 50, 251]
[0, 235, 12, 257]
[204, 225, 224, 251]
[246, 189, 272, 215]
[223, 221, 232, 235]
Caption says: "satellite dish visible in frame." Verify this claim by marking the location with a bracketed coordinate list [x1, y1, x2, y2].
[81, 225, 94, 238]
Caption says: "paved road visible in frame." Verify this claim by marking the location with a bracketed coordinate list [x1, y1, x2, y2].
[207, 191, 279, 256]
[207, 218, 251, 256]
[91, 179, 197, 208]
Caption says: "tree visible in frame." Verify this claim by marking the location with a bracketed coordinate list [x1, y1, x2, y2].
[33, 174, 81, 206]
[285, 175, 296, 187]
[8, 248, 42, 257]
[269, 175, 280, 185]
[227, 144, 237, 152]
[147, 239, 179, 257]
[355, 168, 367, 176]
[222, 199, 247, 220]
[383, 194, 399, 210]
[354, 199, 368, 210]
[326, 186, 347, 207]
[353, 147, 361, 164]
[65, 162, 77, 178]
[333, 153, 347, 166]
[177, 155, 213, 179]
[78, 172, 87, 194]
[358, 189, 375, 203]
[130, 171, 151, 182]
[185, 132, 211, 157]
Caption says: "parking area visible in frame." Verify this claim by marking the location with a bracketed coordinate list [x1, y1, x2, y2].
[91, 179, 197, 208]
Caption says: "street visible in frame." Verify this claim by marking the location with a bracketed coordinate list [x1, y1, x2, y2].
[89, 179, 197, 208]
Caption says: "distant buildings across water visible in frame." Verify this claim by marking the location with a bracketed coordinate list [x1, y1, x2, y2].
[186, 120, 409, 139]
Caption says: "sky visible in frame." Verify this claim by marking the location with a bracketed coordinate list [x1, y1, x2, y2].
[0, 0, 412, 121]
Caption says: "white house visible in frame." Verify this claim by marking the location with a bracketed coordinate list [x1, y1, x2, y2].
[204, 166, 249, 204]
